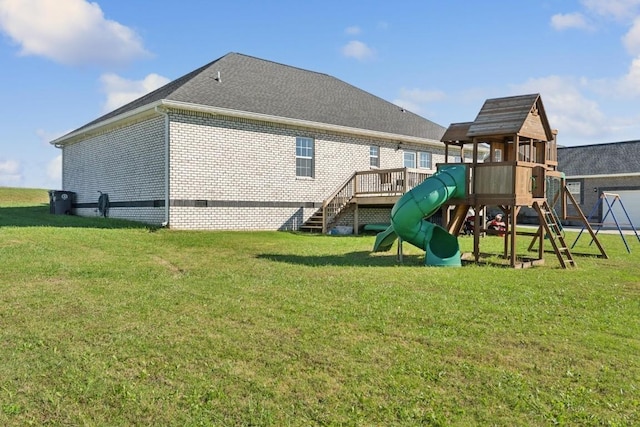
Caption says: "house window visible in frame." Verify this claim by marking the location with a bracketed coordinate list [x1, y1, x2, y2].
[296, 137, 314, 177]
[494, 148, 502, 162]
[566, 181, 582, 204]
[418, 151, 432, 169]
[370, 145, 380, 168]
[403, 151, 416, 168]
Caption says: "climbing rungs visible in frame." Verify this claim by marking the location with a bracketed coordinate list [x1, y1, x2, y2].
[534, 200, 576, 269]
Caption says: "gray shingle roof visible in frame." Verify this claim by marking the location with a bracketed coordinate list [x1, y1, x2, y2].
[558, 140, 640, 176]
[76, 52, 445, 140]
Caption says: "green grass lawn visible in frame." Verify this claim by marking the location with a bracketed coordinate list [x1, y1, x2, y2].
[1, 188, 639, 426]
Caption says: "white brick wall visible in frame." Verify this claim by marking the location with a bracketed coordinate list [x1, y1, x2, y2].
[62, 116, 166, 225]
[61, 108, 452, 230]
[167, 110, 448, 230]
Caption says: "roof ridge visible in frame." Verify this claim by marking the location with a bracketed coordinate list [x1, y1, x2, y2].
[229, 52, 333, 79]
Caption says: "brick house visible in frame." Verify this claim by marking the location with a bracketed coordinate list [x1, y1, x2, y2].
[51, 53, 453, 230]
[558, 140, 640, 228]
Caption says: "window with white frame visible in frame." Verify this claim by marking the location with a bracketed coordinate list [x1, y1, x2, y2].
[296, 137, 314, 178]
[370, 145, 380, 168]
[403, 151, 416, 168]
[566, 181, 582, 204]
[418, 151, 432, 169]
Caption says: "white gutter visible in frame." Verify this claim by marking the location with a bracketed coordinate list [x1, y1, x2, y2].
[154, 106, 170, 227]
[565, 172, 640, 179]
[51, 98, 447, 148]
[50, 100, 163, 147]
[157, 99, 445, 147]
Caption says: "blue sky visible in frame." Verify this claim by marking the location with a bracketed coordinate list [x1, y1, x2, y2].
[1, 0, 640, 189]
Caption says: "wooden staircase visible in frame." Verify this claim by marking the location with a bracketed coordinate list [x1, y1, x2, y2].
[533, 200, 576, 268]
[300, 172, 357, 233]
[300, 210, 325, 233]
[299, 168, 433, 233]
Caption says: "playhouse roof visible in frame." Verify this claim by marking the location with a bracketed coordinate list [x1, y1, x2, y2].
[467, 93, 554, 141]
[440, 122, 473, 144]
[59, 53, 445, 144]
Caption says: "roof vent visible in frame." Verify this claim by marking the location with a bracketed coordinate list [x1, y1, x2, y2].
[215, 71, 222, 83]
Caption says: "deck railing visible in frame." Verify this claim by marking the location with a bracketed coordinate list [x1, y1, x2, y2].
[355, 168, 432, 195]
[321, 168, 432, 232]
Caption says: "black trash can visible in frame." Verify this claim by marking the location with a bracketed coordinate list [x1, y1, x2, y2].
[48, 190, 75, 215]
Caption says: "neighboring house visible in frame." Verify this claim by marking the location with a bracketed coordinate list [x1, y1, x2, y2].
[558, 140, 640, 228]
[51, 52, 451, 230]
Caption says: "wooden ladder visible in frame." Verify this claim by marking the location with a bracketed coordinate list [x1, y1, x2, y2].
[533, 200, 576, 268]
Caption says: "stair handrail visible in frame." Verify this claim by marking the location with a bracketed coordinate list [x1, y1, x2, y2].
[322, 172, 358, 233]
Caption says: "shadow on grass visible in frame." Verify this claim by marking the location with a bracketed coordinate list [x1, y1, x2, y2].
[257, 251, 424, 267]
[0, 205, 156, 230]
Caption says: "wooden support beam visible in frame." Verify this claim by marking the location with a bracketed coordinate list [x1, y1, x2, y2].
[510, 206, 520, 268]
[353, 204, 359, 235]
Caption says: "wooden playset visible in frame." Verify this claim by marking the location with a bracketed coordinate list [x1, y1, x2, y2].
[439, 94, 607, 268]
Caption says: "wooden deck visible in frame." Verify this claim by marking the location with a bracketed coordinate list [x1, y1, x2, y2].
[301, 168, 432, 233]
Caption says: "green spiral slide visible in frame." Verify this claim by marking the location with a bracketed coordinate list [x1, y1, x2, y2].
[372, 164, 468, 266]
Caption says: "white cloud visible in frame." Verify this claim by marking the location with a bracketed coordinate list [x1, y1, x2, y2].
[100, 72, 171, 112]
[510, 76, 609, 140]
[0, 0, 149, 66]
[341, 40, 376, 61]
[623, 17, 640, 55]
[399, 88, 446, 104]
[617, 56, 640, 95]
[47, 154, 62, 184]
[0, 159, 22, 186]
[550, 12, 592, 30]
[345, 26, 361, 35]
[581, 0, 640, 21]
[392, 88, 446, 115]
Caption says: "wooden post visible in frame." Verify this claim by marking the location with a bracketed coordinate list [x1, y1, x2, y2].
[354, 204, 359, 235]
[503, 207, 509, 259]
[510, 206, 519, 267]
[537, 217, 544, 260]
[353, 173, 359, 196]
[474, 208, 481, 262]
[322, 204, 327, 234]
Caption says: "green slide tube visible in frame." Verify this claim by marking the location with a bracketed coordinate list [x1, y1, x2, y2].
[373, 164, 468, 266]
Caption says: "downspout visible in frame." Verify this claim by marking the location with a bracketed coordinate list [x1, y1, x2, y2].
[155, 106, 170, 227]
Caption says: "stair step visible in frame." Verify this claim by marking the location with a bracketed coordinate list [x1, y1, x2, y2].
[305, 218, 323, 224]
